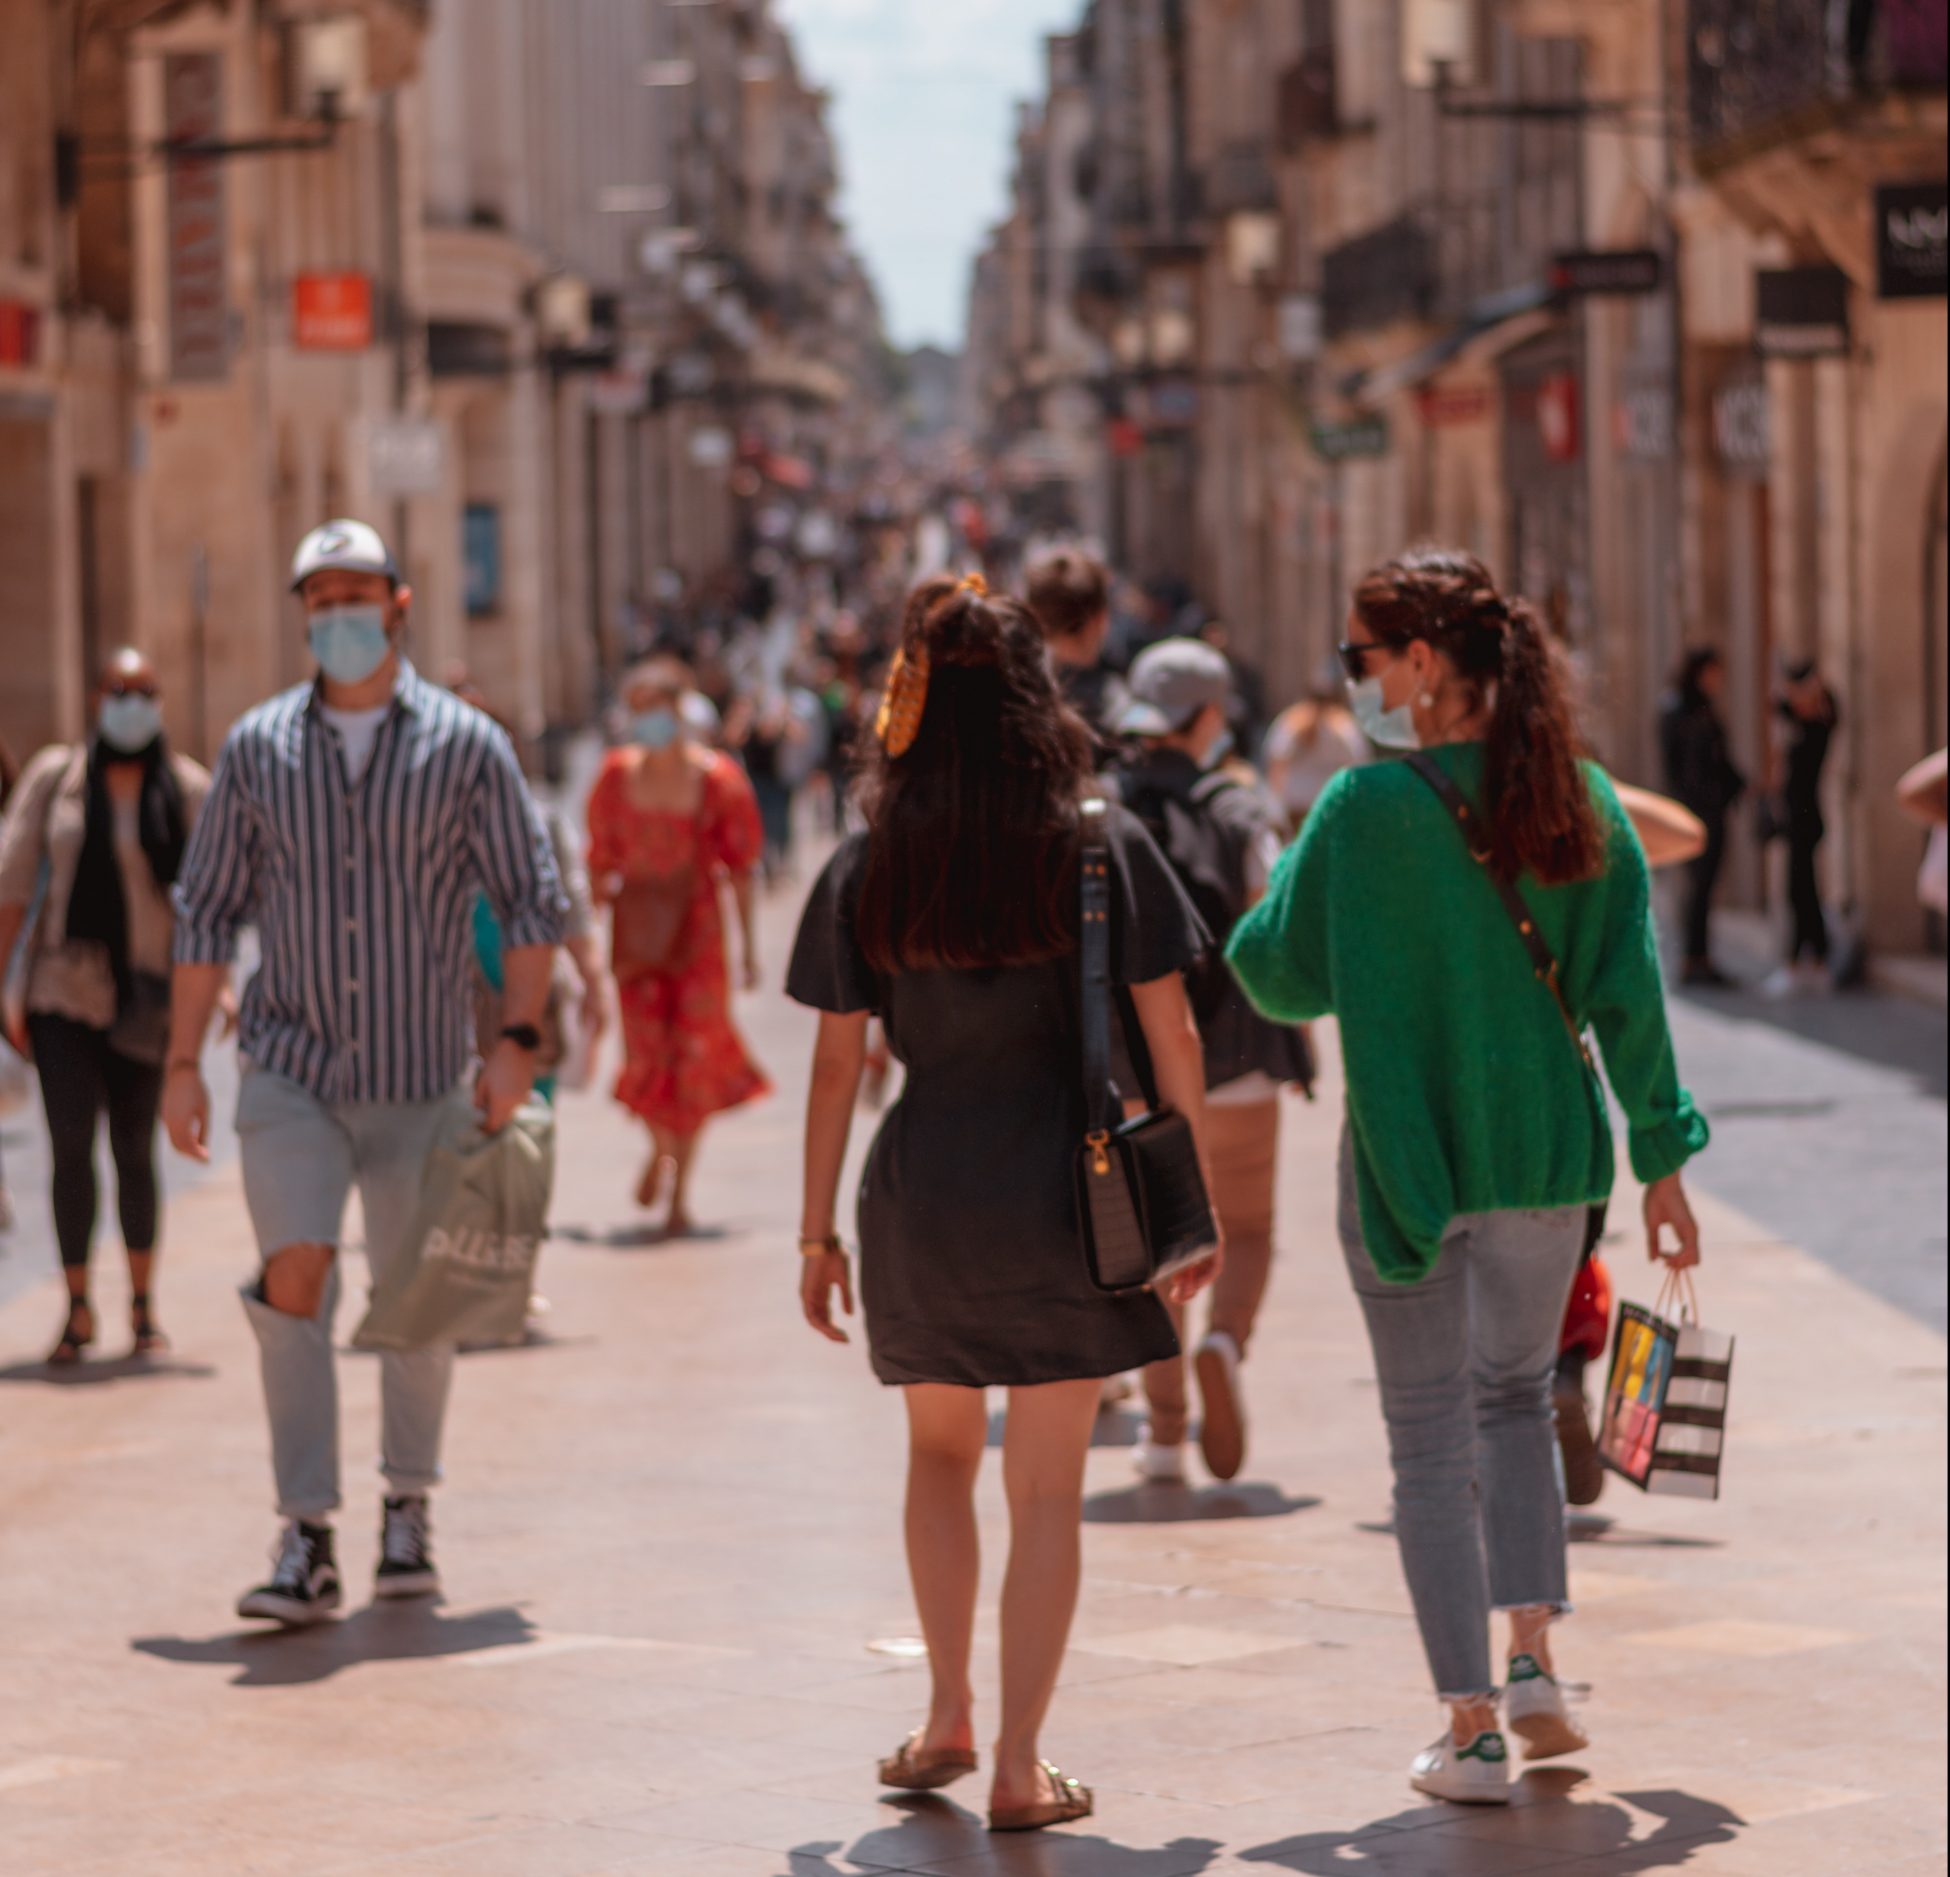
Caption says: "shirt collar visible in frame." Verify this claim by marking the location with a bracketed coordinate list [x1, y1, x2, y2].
[307, 656, 427, 720]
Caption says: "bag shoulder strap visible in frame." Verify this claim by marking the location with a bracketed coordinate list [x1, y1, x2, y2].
[1078, 797, 1116, 1135]
[1403, 752, 1592, 1069]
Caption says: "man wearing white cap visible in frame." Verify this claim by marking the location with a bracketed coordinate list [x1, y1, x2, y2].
[164, 520, 568, 1625]
[1111, 638, 1313, 1488]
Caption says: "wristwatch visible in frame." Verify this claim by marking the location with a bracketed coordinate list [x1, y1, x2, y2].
[500, 1023, 543, 1053]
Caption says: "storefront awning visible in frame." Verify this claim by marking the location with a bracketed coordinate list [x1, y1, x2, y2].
[1343, 281, 1558, 408]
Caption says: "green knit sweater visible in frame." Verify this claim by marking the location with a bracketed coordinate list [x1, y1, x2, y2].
[1226, 743, 1709, 1284]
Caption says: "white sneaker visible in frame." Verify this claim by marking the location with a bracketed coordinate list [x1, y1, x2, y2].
[1133, 1430, 1189, 1486]
[1505, 1654, 1590, 1761]
[1409, 1730, 1513, 1805]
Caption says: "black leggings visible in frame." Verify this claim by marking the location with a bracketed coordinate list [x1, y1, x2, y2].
[27, 1013, 165, 1272]
[1683, 816, 1729, 966]
[1787, 828, 1829, 964]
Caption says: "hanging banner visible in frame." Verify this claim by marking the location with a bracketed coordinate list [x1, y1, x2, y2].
[293, 273, 373, 350]
[164, 53, 230, 384]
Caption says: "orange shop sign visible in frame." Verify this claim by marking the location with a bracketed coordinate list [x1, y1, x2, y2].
[292, 273, 373, 351]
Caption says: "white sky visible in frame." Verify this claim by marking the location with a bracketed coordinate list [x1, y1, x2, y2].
[775, 0, 1085, 352]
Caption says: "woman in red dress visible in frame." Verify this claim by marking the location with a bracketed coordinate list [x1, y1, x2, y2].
[588, 659, 769, 1234]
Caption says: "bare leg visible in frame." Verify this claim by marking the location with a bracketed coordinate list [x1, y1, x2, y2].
[664, 1128, 701, 1234]
[1508, 1604, 1557, 1674]
[993, 1378, 1101, 1812]
[637, 1124, 674, 1209]
[902, 1385, 986, 1757]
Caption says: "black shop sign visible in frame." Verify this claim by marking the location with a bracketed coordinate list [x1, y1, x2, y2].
[1755, 268, 1852, 359]
[1877, 180, 1949, 300]
[1550, 250, 1665, 298]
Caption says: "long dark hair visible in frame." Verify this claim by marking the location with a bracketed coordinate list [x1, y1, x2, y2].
[1353, 548, 1604, 886]
[1674, 647, 1724, 712]
[856, 576, 1094, 972]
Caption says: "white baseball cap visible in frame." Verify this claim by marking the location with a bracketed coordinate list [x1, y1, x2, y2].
[290, 518, 400, 592]
[1114, 637, 1233, 738]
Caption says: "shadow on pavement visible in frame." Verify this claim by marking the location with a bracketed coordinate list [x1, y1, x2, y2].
[131, 1603, 536, 1687]
[0, 1354, 219, 1387]
[792, 1801, 1226, 1875]
[1085, 1483, 1321, 1525]
[1677, 981, 1948, 1097]
[554, 1221, 733, 1250]
[1242, 1776, 1744, 1872]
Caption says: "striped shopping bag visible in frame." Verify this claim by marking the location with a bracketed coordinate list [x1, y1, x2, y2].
[1598, 1272, 1734, 1500]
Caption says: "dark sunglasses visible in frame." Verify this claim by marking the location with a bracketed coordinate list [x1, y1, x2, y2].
[1336, 640, 1389, 683]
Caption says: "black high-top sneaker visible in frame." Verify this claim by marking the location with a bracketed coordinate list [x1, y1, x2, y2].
[237, 1520, 342, 1626]
[374, 1494, 441, 1599]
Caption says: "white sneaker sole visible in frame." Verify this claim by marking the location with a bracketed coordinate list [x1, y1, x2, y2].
[373, 1570, 441, 1600]
[236, 1587, 342, 1626]
[1508, 1703, 1590, 1762]
[1411, 1768, 1512, 1806]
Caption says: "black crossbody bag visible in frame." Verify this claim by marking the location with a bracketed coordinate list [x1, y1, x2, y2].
[1405, 754, 1609, 1258]
[1073, 799, 1219, 1295]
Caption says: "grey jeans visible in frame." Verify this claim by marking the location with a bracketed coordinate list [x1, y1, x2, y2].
[1337, 1133, 1587, 1700]
[236, 1067, 460, 1523]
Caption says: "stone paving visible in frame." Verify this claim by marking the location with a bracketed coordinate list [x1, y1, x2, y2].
[0, 880, 1944, 1876]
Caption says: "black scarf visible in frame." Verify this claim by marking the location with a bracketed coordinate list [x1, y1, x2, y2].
[64, 735, 188, 1002]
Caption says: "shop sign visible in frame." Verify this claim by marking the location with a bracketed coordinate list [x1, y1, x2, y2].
[0, 300, 41, 369]
[292, 273, 373, 350]
[1536, 372, 1581, 464]
[368, 417, 444, 497]
[1614, 379, 1674, 463]
[164, 53, 230, 383]
[1755, 267, 1851, 358]
[1549, 249, 1665, 298]
[1877, 180, 1949, 301]
[1309, 415, 1392, 463]
[1416, 384, 1493, 428]
[1712, 374, 1771, 477]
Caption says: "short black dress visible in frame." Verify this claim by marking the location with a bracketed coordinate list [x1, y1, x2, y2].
[787, 809, 1209, 1388]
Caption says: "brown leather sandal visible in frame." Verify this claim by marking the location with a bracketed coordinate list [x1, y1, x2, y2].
[878, 1730, 979, 1793]
[989, 1762, 1094, 1834]
[131, 1294, 171, 1358]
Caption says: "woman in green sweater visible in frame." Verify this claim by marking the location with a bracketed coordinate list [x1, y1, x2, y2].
[1228, 549, 1708, 1807]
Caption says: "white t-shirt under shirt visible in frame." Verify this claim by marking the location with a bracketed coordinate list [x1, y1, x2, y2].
[320, 703, 392, 783]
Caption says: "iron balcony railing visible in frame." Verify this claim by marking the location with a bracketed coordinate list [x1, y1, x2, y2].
[1689, 0, 1947, 159]
[1321, 213, 1440, 339]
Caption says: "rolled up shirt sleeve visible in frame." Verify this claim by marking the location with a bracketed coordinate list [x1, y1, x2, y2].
[172, 734, 258, 966]
[470, 729, 569, 951]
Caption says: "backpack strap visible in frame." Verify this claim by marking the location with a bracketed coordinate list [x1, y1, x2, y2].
[1403, 753, 1593, 1071]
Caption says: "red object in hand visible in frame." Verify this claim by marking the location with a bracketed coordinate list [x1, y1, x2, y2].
[1560, 1251, 1613, 1361]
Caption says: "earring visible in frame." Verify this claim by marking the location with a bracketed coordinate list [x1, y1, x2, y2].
[1419, 693, 1436, 710]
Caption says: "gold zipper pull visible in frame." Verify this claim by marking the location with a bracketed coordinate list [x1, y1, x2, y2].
[1087, 1130, 1111, 1176]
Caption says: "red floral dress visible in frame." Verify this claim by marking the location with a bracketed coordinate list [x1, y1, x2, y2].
[587, 750, 771, 1135]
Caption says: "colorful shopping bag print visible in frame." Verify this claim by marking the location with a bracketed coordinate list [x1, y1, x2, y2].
[1599, 1274, 1734, 1499]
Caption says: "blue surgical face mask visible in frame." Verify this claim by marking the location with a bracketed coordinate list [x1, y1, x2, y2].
[1201, 727, 1236, 771]
[308, 604, 394, 686]
[1348, 674, 1421, 750]
[99, 694, 164, 755]
[631, 707, 682, 752]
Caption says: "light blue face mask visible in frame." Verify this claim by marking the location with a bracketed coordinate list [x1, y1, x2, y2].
[631, 707, 682, 752]
[1347, 675, 1421, 750]
[1201, 728, 1236, 771]
[308, 604, 394, 686]
[99, 694, 164, 755]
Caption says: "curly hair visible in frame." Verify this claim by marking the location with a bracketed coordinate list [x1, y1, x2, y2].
[855, 576, 1095, 971]
[1353, 547, 1605, 886]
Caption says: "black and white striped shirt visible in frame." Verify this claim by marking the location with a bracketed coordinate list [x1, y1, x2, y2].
[174, 661, 568, 1105]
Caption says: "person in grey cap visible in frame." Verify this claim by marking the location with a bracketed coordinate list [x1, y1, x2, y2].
[163, 518, 568, 1626]
[1110, 638, 1313, 1488]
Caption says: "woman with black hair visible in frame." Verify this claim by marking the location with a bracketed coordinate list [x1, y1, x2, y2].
[0, 651, 211, 1362]
[1229, 550, 1708, 1806]
[788, 575, 1220, 1835]
[1660, 648, 1747, 987]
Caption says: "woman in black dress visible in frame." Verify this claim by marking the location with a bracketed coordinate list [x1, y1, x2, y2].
[789, 575, 1221, 1835]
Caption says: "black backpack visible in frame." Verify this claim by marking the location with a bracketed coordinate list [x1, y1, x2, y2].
[1121, 771, 1245, 1026]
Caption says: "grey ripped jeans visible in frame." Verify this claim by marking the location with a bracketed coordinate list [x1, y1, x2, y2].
[1337, 1132, 1587, 1700]
[236, 1067, 461, 1523]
